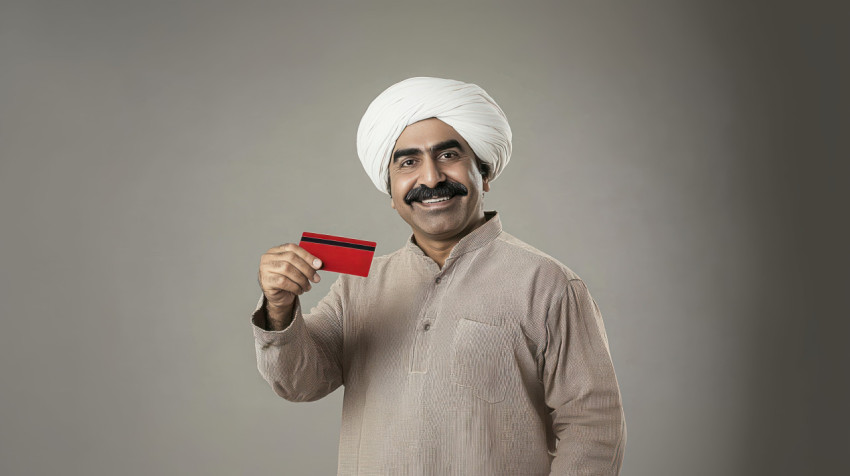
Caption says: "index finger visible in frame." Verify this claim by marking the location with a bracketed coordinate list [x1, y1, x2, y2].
[272, 243, 322, 270]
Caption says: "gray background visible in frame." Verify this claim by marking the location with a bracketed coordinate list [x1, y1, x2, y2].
[1, 1, 846, 475]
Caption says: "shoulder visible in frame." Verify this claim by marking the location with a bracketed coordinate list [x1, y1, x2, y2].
[335, 244, 411, 289]
[368, 245, 411, 273]
[490, 230, 582, 283]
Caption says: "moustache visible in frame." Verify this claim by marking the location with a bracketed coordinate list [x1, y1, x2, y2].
[404, 180, 469, 206]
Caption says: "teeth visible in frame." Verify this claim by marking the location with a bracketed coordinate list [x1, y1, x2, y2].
[422, 196, 451, 204]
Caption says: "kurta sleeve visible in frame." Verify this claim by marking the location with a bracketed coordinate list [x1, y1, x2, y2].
[543, 278, 626, 475]
[251, 276, 346, 402]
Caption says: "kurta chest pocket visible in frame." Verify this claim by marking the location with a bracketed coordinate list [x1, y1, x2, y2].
[450, 317, 511, 403]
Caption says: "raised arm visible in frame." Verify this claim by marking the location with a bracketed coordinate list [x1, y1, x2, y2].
[251, 243, 345, 402]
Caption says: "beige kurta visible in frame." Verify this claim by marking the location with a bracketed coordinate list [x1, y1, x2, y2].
[251, 212, 625, 475]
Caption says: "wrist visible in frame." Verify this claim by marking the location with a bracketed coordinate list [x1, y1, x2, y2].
[265, 301, 294, 330]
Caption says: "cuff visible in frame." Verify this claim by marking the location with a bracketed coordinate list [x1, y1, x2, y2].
[251, 293, 303, 347]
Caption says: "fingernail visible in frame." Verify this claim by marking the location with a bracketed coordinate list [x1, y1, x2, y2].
[313, 259, 322, 268]
[313, 274, 321, 283]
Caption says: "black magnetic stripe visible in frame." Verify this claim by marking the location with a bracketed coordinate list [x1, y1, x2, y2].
[301, 236, 375, 252]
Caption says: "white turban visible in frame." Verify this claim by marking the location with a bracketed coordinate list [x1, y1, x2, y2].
[356, 77, 512, 194]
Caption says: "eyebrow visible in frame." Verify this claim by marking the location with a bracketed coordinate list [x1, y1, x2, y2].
[392, 139, 464, 163]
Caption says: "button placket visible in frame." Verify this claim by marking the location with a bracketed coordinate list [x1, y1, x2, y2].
[410, 317, 433, 374]
[410, 267, 452, 374]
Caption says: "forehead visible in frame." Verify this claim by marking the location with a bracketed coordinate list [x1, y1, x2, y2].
[393, 118, 470, 152]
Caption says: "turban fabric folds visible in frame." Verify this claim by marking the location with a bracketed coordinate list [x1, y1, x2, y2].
[356, 77, 512, 194]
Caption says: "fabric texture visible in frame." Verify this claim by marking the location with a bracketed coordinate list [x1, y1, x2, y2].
[356, 77, 512, 193]
[252, 212, 626, 475]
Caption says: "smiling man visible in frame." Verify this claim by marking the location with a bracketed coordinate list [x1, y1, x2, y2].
[389, 119, 490, 265]
[252, 77, 626, 475]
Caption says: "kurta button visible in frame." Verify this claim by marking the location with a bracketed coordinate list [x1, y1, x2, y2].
[423, 323, 431, 331]
[435, 277, 441, 284]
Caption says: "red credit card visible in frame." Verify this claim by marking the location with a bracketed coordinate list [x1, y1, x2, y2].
[299, 232, 376, 277]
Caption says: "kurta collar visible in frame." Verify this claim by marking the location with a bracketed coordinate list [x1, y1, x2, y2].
[404, 211, 502, 263]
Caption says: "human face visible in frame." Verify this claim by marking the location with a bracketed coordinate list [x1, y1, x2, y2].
[389, 118, 490, 242]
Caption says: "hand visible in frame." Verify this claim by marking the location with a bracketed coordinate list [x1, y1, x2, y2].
[258, 243, 323, 313]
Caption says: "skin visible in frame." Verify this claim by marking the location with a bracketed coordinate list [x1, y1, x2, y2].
[388, 118, 489, 267]
[258, 118, 489, 330]
[257, 243, 322, 329]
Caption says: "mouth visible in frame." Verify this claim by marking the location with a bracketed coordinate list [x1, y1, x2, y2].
[414, 195, 457, 208]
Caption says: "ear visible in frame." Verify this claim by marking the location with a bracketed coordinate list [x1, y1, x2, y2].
[482, 176, 490, 193]
[390, 197, 396, 210]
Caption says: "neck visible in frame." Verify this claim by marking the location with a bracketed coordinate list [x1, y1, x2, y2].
[412, 213, 488, 269]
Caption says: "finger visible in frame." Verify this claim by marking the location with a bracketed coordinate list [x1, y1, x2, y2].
[268, 243, 322, 271]
[263, 271, 311, 295]
[263, 250, 322, 283]
[265, 264, 312, 293]
[279, 275, 308, 295]
[269, 271, 313, 294]
[270, 252, 321, 284]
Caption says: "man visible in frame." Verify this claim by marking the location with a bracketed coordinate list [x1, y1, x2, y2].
[252, 77, 626, 475]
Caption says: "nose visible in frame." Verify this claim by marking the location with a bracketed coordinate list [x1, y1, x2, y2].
[418, 156, 445, 189]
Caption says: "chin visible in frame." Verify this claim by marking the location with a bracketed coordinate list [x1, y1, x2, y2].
[413, 215, 466, 237]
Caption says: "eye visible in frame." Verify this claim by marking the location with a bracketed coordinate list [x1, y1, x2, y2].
[439, 151, 458, 159]
[400, 158, 415, 167]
